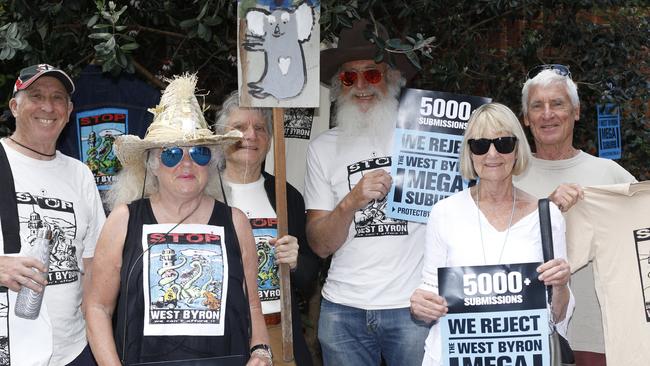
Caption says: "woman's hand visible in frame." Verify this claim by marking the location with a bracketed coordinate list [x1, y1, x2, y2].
[247, 349, 273, 366]
[410, 288, 448, 323]
[537, 258, 570, 287]
[270, 235, 299, 270]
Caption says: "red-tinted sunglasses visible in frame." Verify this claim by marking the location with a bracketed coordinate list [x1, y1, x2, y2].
[338, 69, 383, 87]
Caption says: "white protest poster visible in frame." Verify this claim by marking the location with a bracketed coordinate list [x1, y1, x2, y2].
[237, 0, 320, 108]
[386, 88, 491, 223]
[141, 224, 228, 336]
[439, 263, 550, 366]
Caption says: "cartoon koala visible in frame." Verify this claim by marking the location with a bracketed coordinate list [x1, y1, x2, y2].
[244, 3, 314, 100]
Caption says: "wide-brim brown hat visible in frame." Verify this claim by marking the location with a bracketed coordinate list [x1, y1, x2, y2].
[115, 74, 242, 168]
[320, 19, 417, 85]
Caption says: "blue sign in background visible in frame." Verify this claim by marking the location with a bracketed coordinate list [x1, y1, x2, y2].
[596, 104, 622, 160]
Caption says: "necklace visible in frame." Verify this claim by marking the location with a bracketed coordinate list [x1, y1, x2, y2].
[7, 136, 56, 158]
[476, 184, 517, 264]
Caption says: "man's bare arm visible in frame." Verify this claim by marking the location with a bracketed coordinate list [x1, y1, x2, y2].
[306, 170, 392, 257]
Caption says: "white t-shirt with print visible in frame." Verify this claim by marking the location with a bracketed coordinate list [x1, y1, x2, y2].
[224, 177, 280, 314]
[304, 128, 426, 310]
[0, 140, 105, 365]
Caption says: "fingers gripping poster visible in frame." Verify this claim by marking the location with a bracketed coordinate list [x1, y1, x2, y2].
[387, 89, 491, 223]
[439, 263, 551, 366]
[237, 0, 321, 108]
[142, 224, 228, 336]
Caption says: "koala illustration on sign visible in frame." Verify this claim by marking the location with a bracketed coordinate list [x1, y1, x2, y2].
[244, 3, 314, 100]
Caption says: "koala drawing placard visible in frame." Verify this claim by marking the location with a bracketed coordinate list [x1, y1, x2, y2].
[242, 2, 316, 102]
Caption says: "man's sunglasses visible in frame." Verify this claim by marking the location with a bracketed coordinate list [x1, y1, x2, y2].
[467, 137, 518, 155]
[338, 69, 383, 87]
[526, 64, 571, 80]
[160, 146, 212, 167]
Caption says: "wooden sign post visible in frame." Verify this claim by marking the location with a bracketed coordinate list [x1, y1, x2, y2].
[237, 1, 321, 362]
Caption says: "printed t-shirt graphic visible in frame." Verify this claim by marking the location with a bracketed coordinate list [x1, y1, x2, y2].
[348, 156, 408, 238]
[17, 192, 80, 285]
[250, 218, 280, 314]
[142, 224, 228, 336]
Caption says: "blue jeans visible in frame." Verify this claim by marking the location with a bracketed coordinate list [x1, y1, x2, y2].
[318, 298, 429, 366]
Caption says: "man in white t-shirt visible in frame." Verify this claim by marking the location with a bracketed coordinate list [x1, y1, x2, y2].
[0, 64, 105, 365]
[304, 20, 428, 366]
[513, 65, 636, 366]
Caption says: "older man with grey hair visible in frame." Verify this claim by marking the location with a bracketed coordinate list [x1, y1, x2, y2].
[514, 64, 636, 366]
[304, 19, 428, 366]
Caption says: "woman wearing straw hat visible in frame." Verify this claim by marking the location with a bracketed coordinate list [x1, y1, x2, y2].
[84, 75, 273, 366]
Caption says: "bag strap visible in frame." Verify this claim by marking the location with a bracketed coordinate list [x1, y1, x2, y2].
[538, 198, 554, 304]
[0, 143, 21, 254]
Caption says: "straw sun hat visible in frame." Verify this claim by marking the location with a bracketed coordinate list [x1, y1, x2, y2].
[114, 74, 242, 168]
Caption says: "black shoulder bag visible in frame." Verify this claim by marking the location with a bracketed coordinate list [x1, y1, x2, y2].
[538, 198, 575, 366]
[0, 143, 21, 254]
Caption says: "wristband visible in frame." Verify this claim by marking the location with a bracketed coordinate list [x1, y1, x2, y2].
[250, 343, 273, 359]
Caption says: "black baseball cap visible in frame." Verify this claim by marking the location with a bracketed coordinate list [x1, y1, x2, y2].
[13, 63, 75, 95]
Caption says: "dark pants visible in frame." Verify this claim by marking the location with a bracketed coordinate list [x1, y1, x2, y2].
[66, 344, 97, 366]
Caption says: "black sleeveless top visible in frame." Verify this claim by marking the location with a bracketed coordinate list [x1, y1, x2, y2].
[114, 199, 250, 363]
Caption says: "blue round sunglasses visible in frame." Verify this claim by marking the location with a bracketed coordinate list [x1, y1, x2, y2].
[160, 146, 212, 167]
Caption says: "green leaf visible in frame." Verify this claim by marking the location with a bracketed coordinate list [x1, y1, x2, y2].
[106, 36, 116, 50]
[120, 42, 139, 51]
[7, 38, 22, 48]
[203, 16, 222, 26]
[92, 24, 113, 29]
[116, 5, 128, 18]
[87, 15, 99, 28]
[115, 25, 127, 31]
[0, 48, 11, 60]
[197, 2, 209, 20]
[333, 5, 347, 13]
[8, 23, 18, 37]
[405, 51, 422, 70]
[373, 50, 384, 63]
[89, 32, 112, 40]
[180, 18, 199, 29]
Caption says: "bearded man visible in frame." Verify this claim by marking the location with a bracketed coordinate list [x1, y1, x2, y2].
[304, 20, 429, 366]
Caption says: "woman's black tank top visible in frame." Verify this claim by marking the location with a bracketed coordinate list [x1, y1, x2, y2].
[113, 198, 250, 363]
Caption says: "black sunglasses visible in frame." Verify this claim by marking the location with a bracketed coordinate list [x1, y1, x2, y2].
[526, 64, 571, 80]
[468, 137, 518, 155]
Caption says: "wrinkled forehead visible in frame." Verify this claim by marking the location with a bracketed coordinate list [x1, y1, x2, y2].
[527, 81, 571, 102]
[226, 108, 268, 129]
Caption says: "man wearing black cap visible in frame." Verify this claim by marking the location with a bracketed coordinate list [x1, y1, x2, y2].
[0, 64, 105, 365]
[304, 20, 428, 365]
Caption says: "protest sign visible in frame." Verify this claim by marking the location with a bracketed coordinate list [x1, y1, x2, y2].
[596, 104, 622, 160]
[439, 263, 550, 366]
[387, 88, 490, 222]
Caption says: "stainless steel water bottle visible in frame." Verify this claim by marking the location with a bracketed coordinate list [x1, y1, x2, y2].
[15, 227, 51, 319]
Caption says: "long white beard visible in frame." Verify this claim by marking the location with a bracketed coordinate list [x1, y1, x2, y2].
[334, 84, 400, 149]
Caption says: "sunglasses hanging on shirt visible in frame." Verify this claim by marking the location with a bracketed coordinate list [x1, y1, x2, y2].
[468, 137, 518, 155]
[160, 146, 212, 167]
[338, 69, 383, 87]
[526, 64, 572, 80]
